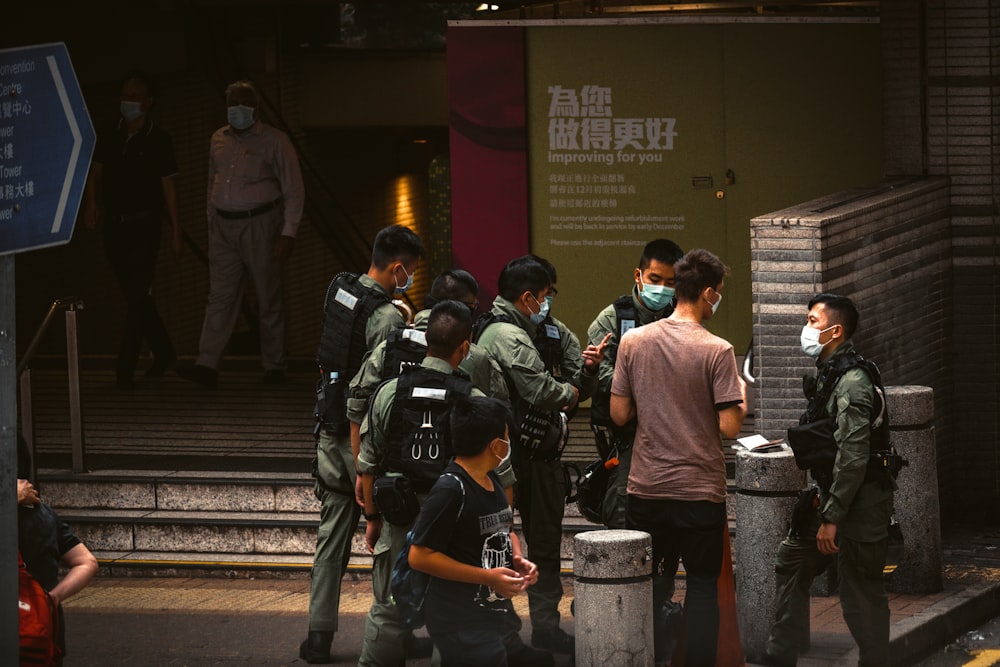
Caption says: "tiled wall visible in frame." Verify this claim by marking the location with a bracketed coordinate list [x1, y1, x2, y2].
[750, 178, 954, 510]
[881, 0, 1000, 521]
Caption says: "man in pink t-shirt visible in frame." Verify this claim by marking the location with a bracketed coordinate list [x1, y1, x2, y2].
[610, 248, 747, 667]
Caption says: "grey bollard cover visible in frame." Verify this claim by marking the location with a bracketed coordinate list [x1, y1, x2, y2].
[885, 385, 942, 593]
[735, 448, 805, 660]
[574, 530, 654, 666]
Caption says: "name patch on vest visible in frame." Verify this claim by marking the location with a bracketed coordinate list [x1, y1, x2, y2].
[412, 387, 448, 401]
[335, 288, 359, 310]
[544, 324, 560, 339]
[620, 319, 636, 336]
[402, 329, 427, 346]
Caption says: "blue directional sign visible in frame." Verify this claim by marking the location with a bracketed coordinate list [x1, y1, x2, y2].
[0, 42, 95, 255]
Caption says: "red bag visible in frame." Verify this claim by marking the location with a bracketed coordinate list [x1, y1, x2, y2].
[18, 551, 61, 666]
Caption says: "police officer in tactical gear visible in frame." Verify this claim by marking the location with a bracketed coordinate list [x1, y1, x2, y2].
[586, 238, 684, 528]
[761, 293, 895, 667]
[300, 224, 425, 664]
[474, 255, 609, 657]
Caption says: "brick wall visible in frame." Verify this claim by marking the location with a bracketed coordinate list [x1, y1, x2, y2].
[880, 0, 1000, 521]
[750, 177, 953, 507]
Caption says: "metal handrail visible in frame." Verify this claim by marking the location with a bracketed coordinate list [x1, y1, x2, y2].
[18, 296, 87, 475]
[16, 296, 84, 375]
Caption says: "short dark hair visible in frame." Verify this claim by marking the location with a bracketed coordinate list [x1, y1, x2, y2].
[425, 300, 472, 358]
[497, 256, 550, 301]
[371, 225, 426, 269]
[674, 249, 729, 302]
[225, 79, 258, 104]
[808, 293, 859, 339]
[450, 396, 513, 456]
[424, 269, 478, 309]
[121, 69, 157, 100]
[529, 254, 558, 284]
[638, 238, 684, 270]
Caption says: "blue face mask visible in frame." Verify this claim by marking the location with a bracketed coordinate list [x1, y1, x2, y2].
[227, 105, 255, 131]
[120, 100, 143, 122]
[394, 264, 413, 293]
[529, 294, 550, 325]
[638, 276, 675, 311]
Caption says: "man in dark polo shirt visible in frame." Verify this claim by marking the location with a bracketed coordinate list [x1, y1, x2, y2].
[178, 79, 305, 389]
[83, 69, 182, 388]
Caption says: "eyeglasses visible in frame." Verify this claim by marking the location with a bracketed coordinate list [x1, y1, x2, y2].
[463, 300, 479, 313]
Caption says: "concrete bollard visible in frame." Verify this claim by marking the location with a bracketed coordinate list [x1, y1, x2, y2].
[574, 529, 654, 666]
[885, 385, 942, 594]
[735, 447, 806, 660]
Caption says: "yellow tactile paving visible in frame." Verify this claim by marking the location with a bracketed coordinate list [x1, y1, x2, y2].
[62, 577, 574, 617]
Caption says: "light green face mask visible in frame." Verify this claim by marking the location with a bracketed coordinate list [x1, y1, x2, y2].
[638, 276, 675, 311]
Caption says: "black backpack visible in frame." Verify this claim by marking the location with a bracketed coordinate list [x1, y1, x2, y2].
[390, 472, 465, 629]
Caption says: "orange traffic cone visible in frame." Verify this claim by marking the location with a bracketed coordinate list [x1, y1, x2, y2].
[670, 527, 746, 667]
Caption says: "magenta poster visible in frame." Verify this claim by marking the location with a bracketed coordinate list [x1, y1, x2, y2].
[447, 25, 529, 305]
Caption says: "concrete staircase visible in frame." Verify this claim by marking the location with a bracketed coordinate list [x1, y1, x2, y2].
[38, 467, 601, 578]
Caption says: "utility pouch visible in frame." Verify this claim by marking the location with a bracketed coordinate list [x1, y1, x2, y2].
[315, 373, 347, 436]
[372, 476, 420, 526]
[786, 417, 837, 472]
[514, 405, 569, 463]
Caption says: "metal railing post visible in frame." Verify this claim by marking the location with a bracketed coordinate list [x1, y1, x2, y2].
[18, 369, 35, 484]
[65, 306, 85, 472]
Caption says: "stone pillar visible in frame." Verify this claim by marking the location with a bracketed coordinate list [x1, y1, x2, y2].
[574, 529, 654, 666]
[885, 385, 942, 593]
[735, 448, 805, 660]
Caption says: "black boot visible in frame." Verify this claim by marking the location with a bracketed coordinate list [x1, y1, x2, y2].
[299, 631, 333, 664]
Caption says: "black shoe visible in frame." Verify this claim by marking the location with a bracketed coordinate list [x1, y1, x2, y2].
[507, 642, 555, 667]
[751, 653, 795, 667]
[145, 352, 176, 378]
[298, 631, 333, 664]
[404, 634, 434, 659]
[531, 627, 574, 655]
[263, 369, 286, 384]
[176, 363, 218, 389]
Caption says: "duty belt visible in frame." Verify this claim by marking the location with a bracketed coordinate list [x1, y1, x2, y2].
[215, 197, 281, 219]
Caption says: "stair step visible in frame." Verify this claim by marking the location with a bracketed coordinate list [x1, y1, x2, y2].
[38, 467, 735, 578]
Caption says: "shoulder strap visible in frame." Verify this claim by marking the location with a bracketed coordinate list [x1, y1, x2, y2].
[471, 311, 515, 345]
[441, 472, 466, 519]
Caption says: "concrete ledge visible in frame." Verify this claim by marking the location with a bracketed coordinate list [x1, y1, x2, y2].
[831, 580, 1000, 667]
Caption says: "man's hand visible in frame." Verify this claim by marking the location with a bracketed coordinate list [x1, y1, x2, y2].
[512, 554, 538, 587]
[364, 517, 382, 553]
[816, 522, 839, 555]
[17, 479, 40, 506]
[582, 332, 612, 373]
[563, 384, 580, 412]
[273, 234, 295, 262]
[355, 475, 366, 509]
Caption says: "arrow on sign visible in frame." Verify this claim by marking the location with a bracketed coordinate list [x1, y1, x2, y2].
[48, 53, 84, 234]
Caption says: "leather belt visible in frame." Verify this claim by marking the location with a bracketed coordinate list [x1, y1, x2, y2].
[215, 198, 281, 220]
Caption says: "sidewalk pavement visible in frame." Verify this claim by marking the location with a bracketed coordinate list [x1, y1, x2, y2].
[61, 524, 1000, 666]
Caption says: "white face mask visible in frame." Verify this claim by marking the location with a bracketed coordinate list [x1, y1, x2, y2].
[707, 289, 722, 315]
[800, 325, 836, 358]
[494, 437, 511, 467]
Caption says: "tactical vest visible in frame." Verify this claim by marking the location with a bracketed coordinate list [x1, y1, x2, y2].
[472, 312, 569, 462]
[786, 351, 895, 488]
[382, 365, 473, 492]
[317, 272, 390, 373]
[382, 327, 428, 380]
[314, 273, 390, 434]
[589, 295, 671, 442]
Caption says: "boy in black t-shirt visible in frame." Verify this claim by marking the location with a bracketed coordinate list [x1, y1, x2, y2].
[409, 396, 539, 666]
